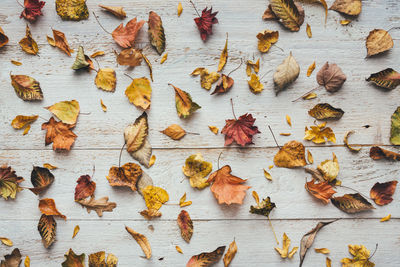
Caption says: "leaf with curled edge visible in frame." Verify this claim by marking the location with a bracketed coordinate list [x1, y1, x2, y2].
[11, 115, 38, 130]
[366, 29, 393, 57]
[125, 226, 151, 259]
[217, 35, 228, 72]
[20, 0, 45, 21]
[316, 62, 346, 92]
[77, 196, 117, 217]
[39, 198, 66, 220]
[52, 29, 74, 56]
[223, 239, 237, 267]
[28, 166, 55, 195]
[366, 68, 400, 90]
[270, 0, 304, 31]
[0, 27, 9, 48]
[370, 146, 400, 161]
[305, 179, 336, 204]
[106, 162, 142, 191]
[308, 103, 344, 120]
[112, 18, 145, 48]
[177, 210, 193, 243]
[148, 11, 166, 55]
[182, 153, 212, 189]
[19, 25, 39, 55]
[38, 214, 56, 248]
[0, 165, 24, 200]
[99, 4, 126, 19]
[187, 246, 226, 267]
[116, 48, 142, 66]
[273, 52, 300, 94]
[41, 117, 77, 151]
[274, 140, 307, 168]
[45, 100, 80, 125]
[11, 74, 43, 101]
[331, 193, 374, 214]
[74, 175, 96, 201]
[370, 181, 398, 206]
[329, 0, 361, 16]
[169, 84, 201, 118]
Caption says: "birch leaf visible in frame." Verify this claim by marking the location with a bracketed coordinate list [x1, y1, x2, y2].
[390, 107, 400, 145]
[142, 185, 169, 210]
[95, 68, 117, 92]
[330, 0, 361, 16]
[45, 100, 80, 125]
[11, 74, 43, 101]
[223, 239, 237, 267]
[308, 103, 344, 120]
[366, 68, 400, 90]
[11, 115, 38, 129]
[77, 196, 117, 217]
[19, 25, 38, 55]
[273, 52, 300, 94]
[124, 112, 148, 153]
[270, 0, 304, 31]
[218, 35, 228, 72]
[38, 214, 56, 248]
[274, 141, 307, 168]
[366, 29, 393, 57]
[169, 84, 201, 118]
[161, 124, 186, 140]
[125, 77, 152, 109]
[177, 210, 193, 243]
[52, 29, 74, 56]
[99, 4, 126, 19]
[148, 11, 166, 55]
[187, 246, 226, 267]
[125, 226, 151, 259]
[331, 193, 375, 214]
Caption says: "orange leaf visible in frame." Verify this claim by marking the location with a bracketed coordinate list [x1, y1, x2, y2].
[74, 175, 96, 201]
[112, 18, 145, 48]
[52, 29, 73, 56]
[38, 198, 66, 220]
[187, 246, 225, 267]
[305, 179, 336, 204]
[41, 117, 77, 151]
[370, 181, 398, 206]
[207, 165, 250, 205]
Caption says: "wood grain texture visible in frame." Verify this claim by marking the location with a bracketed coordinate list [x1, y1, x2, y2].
[0, 0, 399, 266]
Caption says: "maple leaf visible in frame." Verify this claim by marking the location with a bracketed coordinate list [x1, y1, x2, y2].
[41, 117, 77, 151]
[222, 113, 260, 147]
[207, 165, 250, 205]
[194, 7, 218, 41]
[20, 0, 45, 21]
[74, 175, 96, 201]
[112, 18, 145, 48]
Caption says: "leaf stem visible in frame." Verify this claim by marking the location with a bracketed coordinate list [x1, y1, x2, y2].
[268, 125, 280, 149]
[230, 98, 237, 120]
[186, 131, 200, 135]
[369, 244, 378, 260]
[267, 215, 279, 245]
[119, 143, 126, 168]
[292, 86, 320, 102]
[124, 73, 134, 80]
[91, 165, 96, 178]
[92, 12, 111, 35]
[189, 0, 201, 17]
[337, 184, 371, 200]
[227, 58, 243, 77]
[217, 151, 223, 169]
[16, 0, 24, 8]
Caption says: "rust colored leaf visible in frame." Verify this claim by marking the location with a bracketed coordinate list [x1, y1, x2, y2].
[74, 175, 96, 201]
[39, 198, 66, 220]
[38, 214, 56, 248]
[211, 74, 234, 95]
[116, 48, 142, 66]
[28, 166, 55, 195]
[274, 140, 307, 168]
[187, 246, 226, 267]
[41, 117, 77, 151]
[177, 210, 193, 243]
[370, 181, 398, 206]
[331, 193, 374, 214]
[77, 196, 117, 217]
[222, 113, 260, 147]
[194, 7, 218, 41]
[370, 146, 400, 161]
[317, 62, 346, 92]
[52, 29, 74, 56]
[112, 18, 145, 48]
[125, 226, 151, 259]
[305, 179, 336, 204]
[20, 0, 45, 21]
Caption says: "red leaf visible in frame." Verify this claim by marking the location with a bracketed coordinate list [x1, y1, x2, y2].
[194, 7, 218, 41]
[221, 113, 260, 147]
[74, 175, 96, 201]
[370, 181, 398, 206]
[305, 179, 336, 204]
[20, 0, 45, 21]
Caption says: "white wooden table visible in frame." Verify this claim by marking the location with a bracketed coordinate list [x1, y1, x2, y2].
[0, 0, 399, 266]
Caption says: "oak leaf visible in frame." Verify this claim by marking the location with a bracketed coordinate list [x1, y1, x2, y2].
[273, 52, 300, 94]
[370, 146, 400, 161]
[212, 74, 234, 95]
[270, 0, 304, 31]
[19, 25, 38, 55]
[366, 68, 400, 90]
[112, 18, 145, 48]
[161, 124, 186, 140]
[248, 73, 264, 93]
[182, 153, 212, 189]
[194, 7, 218, 41]
[317, 153, 339, 182]
[273, 140, 307, 168]
[52, 29, 74, 56]
[125, 77, 152, 109]
[11, 115, 38, 130]
[316, 62, 346, 92]
[341, 245, 375, 267]
[223, 239, 237, 267]
[366, 29, 393, 57]
[309, 103, 344, 120]
[77, 196, 117, 217]
[74, 175, 96, 201]
[370, 181, 398, 206]
[0, 248, 22, 267]
[116, 48, 142, 66]
[207, 165, 250, 205]
[61, 249, 85, 267]
[0, 165, 24, 200]
[142, 185, 169, 210]
[37, 214, 56, 248]
[331, 193, 374, 214]
[28, 166, 55, 195]
[275, 233, 298, 259]
[305, 179, 336, 204]
[99, 5, 126, 19]
[169, 84, 201, 118]
[106, 162, 142, 191]
[222, 113, 260, 147]
[11, 74, 43, 101]
[20, 0, 45, 21]
[148, 11, 166, 55]
[39, 198, 66, 220]
[304, 122, 336, 144]
[41, 117, 77, 151]
[330, 0, 361, 16]
[56, 0, 89, 21]
[217, 36, 228, 72]
[177, 210, 193, 243]
[125, 226, 151, 259]
[390, 107, 400, 145]
[45, 100, 80, 125]
[187, 246, 225, 267]
[95, 68, 117, 92]
[256, 30, 278, 53]
[0, 27, 8, 48]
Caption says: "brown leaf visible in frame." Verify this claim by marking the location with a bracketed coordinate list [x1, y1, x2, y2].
[125, 226, 151, 259]
[270, 0, 304, 32]
[19, 25, 39, 55]
[308, 103, 344, 120]
[331, 193, 374, 214]
[28, 166, 55, 195]
[1, 248, 22, 267]
[211, 74, 234, 95]
[77, 196, 117, 217]
[316, 62, 346, 92]
[0, 26, 9, 48]
[366, 68, 400, 90]
[88, 251, 118, 267]
[274, 140, 307, 168]
[329, 0, 361, 16]
[366, 29, 393, 57]
[52, 29, 73, 56]
[161, 124, 186, 140]
[305, 179, 336, 204]
[37, 214, 56, 248]
[99, 4, 126, 19]
[41, 117, 77, 151]
[141, 52, 154, 82]
[106, 162, 142, 191]
[61, 248, 85, 267]
[116, 48, 142, 66]
[43, 163, 57, 170]
[112, 18, 145, 48]
[0, 165, 24, 200]
[39, 198, 66, 220]
[177, 210, 193, 243]
[140, 209, 162, 220]
[370, 181, 398, 206]
[10, 74, 43, 101]
[370, 146, 400, 161]
[187, 246, 226, 267]
[223, 239, 237, 267]
[344, 131, 361, 152]
[299, 220, 337, 267]
[74, 175, 96, 201]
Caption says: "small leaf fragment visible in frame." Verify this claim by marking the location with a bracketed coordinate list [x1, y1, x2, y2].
[263, 169, 272, 181]
[43, 163, 57, 170]
[344, 131, 361, 152]
[306, 23, 312, 38]
[125, 226, 151, 259]
[24, 255, 30, 267]
[307, 150, 313, 164]
[223, 239, 237, 267]
[187, 246, 226, 267]
[303, 92, 317, 100]
[160, 53, 168, 64]
[307, 61, 316, 77]
[380, 214, 391, 222]
[90, 51, 105, 58]
[72, 225, 80, 238]
[340, 19, 351, 25]
[177, 210, 193, 243]
[0, 237, 13, 246]
[176, 246, 183, 254]
[315, 248, 330, 254]
[217, 35, 228, 72]
[100, 99, 107, 112]
[177, 3, 183, 16]
[179, 193, 192, 207]
[208, 125, 219, 134]
[99, 5, 126, 19]
[286, 115, 292, 126]
[11, 60, 22, 66]
[11, 115, 38, 130]
[149, 155, 156, 167]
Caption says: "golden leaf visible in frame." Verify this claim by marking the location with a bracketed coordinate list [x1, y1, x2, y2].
[246, 59, 259, 76]
[326, 257, 332, 267]
[200, 69, 220, 90]
[182, 153, 212, 189]
[315, 248, 330, 254]
[191, 67, 205, 76]
[11, 74, 43, 101]
[176, 246, 183, 254]
[106, 163, 142, 192]
[308, 103, 344, 120]
[45, 100, 80, 125]
[177, 3, 183, 16]
[43, 163, 57, 170]
[344, 130, 361, 152]
[270, 0, 304, 31]
[52, 29, 74, 56]
[304, 122, 336, 144]
[307, 150, 314, 164]
[366, 29, 393, 57]
[116, 48, 142, 66]
[208, 125, 219, 134]
[317, 153, 339, 182]
[160, 53, 168, 64]
[140, 209, 162, 220]
[90, 51, 105, 58]
[22, 125, 30, 135]
[179, 193, 192, 207]
[11, 60, 22, 66]
[280, 132, 290, 136]
[100, 99, 107, 112]
[72, 225, 80, 238]
[341, 244, 375, 267]
[380, 214, 391, 222]
[218, 35, 228, 72]
[95, 68, 117, 92]
[149, 155, 156, 167]
[38, 214, 56, 248]
[263, 169, 272, 181]
[0, 237, 13, 246]
[307, 61, 316, 77]
[330, 0, 361, 16]
[141, 52, 154, 82]
[148, 11, 166, 55]
[39, 198, 66, 220]
[223, 239, 237, 267]
[256, 30, 279, 53]
[332, 193, 374, 214]
[275, 233, 298, 258]
[125, 226, 151, 259]
[47, 35, 55, 46]
[187, 246, 226, 267]
[11, 115, 38, 129]
[125, 77, 152, 109]
[142, 185, 169, 210]
[161, 124, 186, 140]
[56, 0, 89, 21]
[77, 196, 117, 217]
[273, 52, 300, 94]
[340, 19, 351, 25]
[306, 23, 312, 38]
[99, 4, 126, 19]
[303, 92, 317, 100]
[248, 73, 264, 93]
[124, 112, 148, 153]
[24, 256, 30, 267]
[286, 115, 292, 126]
[19, 25, 38, 55]
[169, 84, 201, 118]
[274, 140, 307, 168]
[0, 26, 9, 48]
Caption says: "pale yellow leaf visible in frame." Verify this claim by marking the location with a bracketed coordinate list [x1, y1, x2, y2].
[263, 169, 272, 181]
[307, 150, 314, 164]
[0, 237, 13, 246]
[303, 92, 317, 100]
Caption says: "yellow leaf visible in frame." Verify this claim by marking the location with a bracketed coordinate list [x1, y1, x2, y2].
[307, 61, 316, 77]
[309, 103, 344, 120]
[200, 69, 220, 90]
[280, 132, 291, 136]
[303, 92, 317, 100]
[47, 35, 55, 46]
[269, 165, 274, 170]
[160, 53, 168, 64]
[208, 125, 219, 134]
[191, 67, 205, 76]
[317, 153, 339, 182]
[340, 19, 351, 25]
[90, 51, 105, 58]
[176, 245, 183, 253]
[246, 59, 260, 76]
[56, 0, 89, 21]
[315, 248, 330, 254]
[95, 68, 117, 92]
[161, 124, 186, 140]
[142, 185, 169, 210]
[43, 163, 57, 170]
[125, 77, 152, 110]
[252, 190, 260, 205]
[275, 233, 298, 258]
[11, 115, 38, 129]
[24, 256, 30, 267]
[179, 193, 192, 207]
[149, 155, 156, 167]
[72, 225, 80, 238]
[380, 214, 391, 222]
[304, 122, 336, 144]
[366, 29, 393, 57]
[330, 0, 361, 16]
[341, 244, 375, 267]
[306, 23, 312, 38]
[307, 150, 314, 164]
[0, 237, 13, 246]
[263, 169, 272, 181]
[223, 239, 238, 267]
[286, 115, 292, 126]
[218, 34, 228, 72]
[169, 83, 201, 118]
[177, 2, 183, 16]
[11, 60, 22, 66]
[22, 125, 30, 135]
[99, 5, 126, 19]
[256, 30, 279, 53]
[100, 99, 107, 112]
[141, 52, 153, 82]
[182, 153, 212, 189]
[19, 25, 39, 55]
[326, 257, 331, 267]
[125, 226, 152, 259]
[248, 73, 264, 93]
[45, 100, 80, 125]
[274, 140, 307, 168]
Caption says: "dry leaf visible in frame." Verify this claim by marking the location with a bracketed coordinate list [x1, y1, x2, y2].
[187, 246, 226, 267]
[100, 99, 107, 112]
[90, 51, 105, 58]
[22, 125, 31, 135]
[0, 165, 24, 200]
[307, 150, 314, 164]
[20, 0, 45, 22]
[307, 61, 316, 77]
[177, 3, 183, 16]
[161, 124, 186, 140]
[0, 27, 9, 48]
[309, 103, 344, 120]
[106, 162, 142, 191]
[304, 122, 336, 144]
[160, 53, 168, 64]
[89, 251, 118, 267]
[71, 46, 92, 70]
[317, 62, 346, 92]
[340, 19, 351, 25]
[176, 246, 183, 254]
[194, 7, 219, 41]
[370, 181, 397, 206]
[179, 193, 192, 207]
[248, 73, 264, 93]
[11, 115, 38, 130]
[305, 179, 336, 204]
[116, 48, 142, 66]
[223, 239, 237, 267]
[39, 198, 66, 220]
[366, 29, 393, 57]
[0, 237, 13, 247]
[125, 226, 151, 259]
[99, 4, 126, 19]
[257, 30, 278, 53]
[182, 153, 212, 189]
[112, 18, 145, 48]
[46, 35, 55, 46]
[24, 256, 30, 267]
[250, 194, 276, 217]
[11, 60, 22, 66]
[207, 165, 250, 205]
[331, 193, 374, 214]
[370, 146, 400, 161]
[274, 140, 307, 168]
[218, 35, 228, 71]
[270, 0, 304, 31]
[192, 68, 220, 90]
[52, 29, 74, 56]
[380, 214, 391, 222]
[72, 225, 79, 238]
[61, 248, 85, 267]
[37, 215, 55, 248]
[42, 117, 77, 151]
[263, 169, 272, 181]
[43, 163, 57, 170]
[148, 11, 166, 55]
[77, 196, 117, 217]
[74, 175, 96, 201]
[315, 248, 330, 254]
[275, 233, 298, 259]
[19, 25, 38, 55]
[341, 244, 375, 267]
[343, 131, 361, 152]
[142, 185, 169, 210]
[0, 248, 22, 267]
[11, 74, 43, 101]
[317, 153, 339, 182]
[140, 209, 162, 220]
[208, 126, 219, 134]
[28, 166, 55, 195]
[262, 5, 277, 20]
[169, 84, 201, 118]
[141, 53, 153, 82]
[45, 100, 80, 125]
[303, 92, 317, 100]
[306, 23, 312, 38]
[366, 68, 400, 90]
[56, 0, 89, 21]
[95, 68, 117, 92]
[177, 210, 193, 243]
[125, 77, 152, 109]
[148, 155, 156, 167]
[391, 107, 400, 145]
[212, 74, 234, 95]
[222, 113, 260, 147]
[246, 59, 259, 76]
[330, 0, 361, 16]
[273, 52, 300, 94]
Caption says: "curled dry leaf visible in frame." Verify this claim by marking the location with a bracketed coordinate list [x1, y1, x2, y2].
[20, 0, 45, 21]
[304, 122, 336, 144]
[61, 248, 85, 267]
[39, 198, 66, 220]
[125, 226, 151, 259]
[343, 131, 361, 152]
[11, 115, 38, 130]
[194, 7, 219, 41]
[95, 68, 117, 92]
[256, 30, 278, 53]
[315, 248, 330, 254]
[47, 35, 55, 46]
[28, 166, 55, 195]
[0, 165, 24, 200]
[248, 73, 264, 93]
[106, 162, 142, 191]
[182, 153, 212, 189]
[72, 225, 79, 238]
[223, 239, 237, 267]
[340, 19, 351, 25]
[141, 53, 154, 82]
[142, 185, 169, 210]
[116, 48, 142, 66]
[187, 246, 226, 267]
[250, 195, 276, 217]
[222, 113, 260, 147]
[169, 84, 201, 118]
[137, 173, 153, 195]
[370, 146, 400, 161]
[90, 51, 105, 58]
[303, 92, 317, 100]
[179, 193, 192, 207]
[329, 0, 361, 16]
[309, 103, 344, 120]
[305, 179, 336, 204]
[45, 100, 80, 125]
[317, 62, 346, 92]
[140, 209, 162, 220]
[380, 214, 391, 222]
[125, 77, 152, 109]
[11, 60, 22, 66]
[56, 0, 88, 21]
[77, 196, 117, 217]
[89, 251, 118, 267]
[366, 29, 393, 57]
[391, 107, 400, 145]
[218, 36, 228, 72]
[148, 11, 166, 55]
[177, 2, 183, 16]
[370, 181, 398, 206]
[273, 52, 300, 94]
[317, 153, 339, 182]
[246, 59, 259, 76]
[148, 155, 156, 167]
[270, 0, 304, 31]
[209, 125, 219, 134]
[100, 99, 107, 112]
[0, 237, 13, 247]
[22, 125, 31, 135]
[331, 193, 374, 214]
[161, 124, 186, 140]
[0, 27, 9, 49]
[0, 248, 22, 267]
[41, 117, 77, 151]
[71, 46, 92, 70]
[307, 61, 316, 77]
[262, 5, 277, 20]
[160, 53, 168, 64]
[307, 150, 314, 164]
[341, 244, 375, 267]
[112, 18, 145, 48]
[11, 74, 43, 101]
[74, 175, 96, 201]
[99, 4, 126, 19]
[366, 68, 400, 90]
[52, 29, 74, 56]
[43, 163, 57, 170]
[274, 140, 307, 168]
[19, 25, 38, 55]
[207, 165, 250, 205]
[176, 246, 183, 254]
[306, 23, 312, 38]
[38, 214, 56, 248]
[275, 233, 298, 259]
[177, 210, 193, 243]
[263, 169, 272, 181]
[299, 220, 336, 267]
[212, 74, 234, 95]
